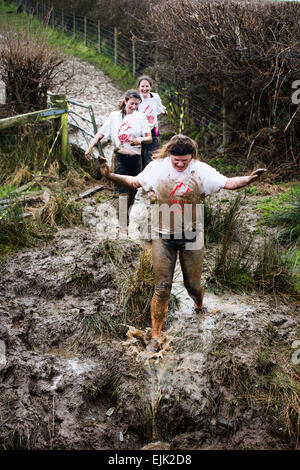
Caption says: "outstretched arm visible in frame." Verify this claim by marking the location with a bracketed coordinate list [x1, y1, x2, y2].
[84, 131, 104, 160]
[98, 157, 141, 189]
[224, 168, 266, 190]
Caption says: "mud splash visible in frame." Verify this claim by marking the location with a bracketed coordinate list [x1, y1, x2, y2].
[125, 326, 176, 449]
[0, 53, 298, 450]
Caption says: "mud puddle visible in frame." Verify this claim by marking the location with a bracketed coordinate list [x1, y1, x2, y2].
[0, 55, 299, 450]
[1, 181, 298, 451]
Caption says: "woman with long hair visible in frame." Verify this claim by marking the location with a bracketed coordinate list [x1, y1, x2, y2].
[97, 134, 266, 352]
[137, 75, 167, 168]
[85, 89, 152, 209]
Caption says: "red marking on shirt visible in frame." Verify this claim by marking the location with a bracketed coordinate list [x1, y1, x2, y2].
[169, 182, 191, 198]
[118, 122, 132, 144]
[143, 106, 155, 124]
[168, 182, 191, 212]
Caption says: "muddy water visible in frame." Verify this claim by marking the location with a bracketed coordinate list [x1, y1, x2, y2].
[80, 173, 298, 450]
[1, 53, 298, 450]
[124, 258, 258, 449]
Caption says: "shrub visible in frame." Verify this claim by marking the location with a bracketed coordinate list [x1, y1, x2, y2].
[150, 0, 300, 177]
[0, 16, 65, 113]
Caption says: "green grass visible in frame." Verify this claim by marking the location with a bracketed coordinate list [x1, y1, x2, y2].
[0, 184, 16, 199]
[257, 185, 300, 245]
[257, 184, 300, 219]
[207, 156, 242, 176]
[0, 1, 136, 91]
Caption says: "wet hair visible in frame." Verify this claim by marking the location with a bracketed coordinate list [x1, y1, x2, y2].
[152, 134, 199, 160]
[137, 75, 153, 88]
[118, 89, 142, 118]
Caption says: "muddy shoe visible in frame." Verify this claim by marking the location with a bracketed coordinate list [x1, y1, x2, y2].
[146, 338, 161, 353]
[194, 306, 208, 315]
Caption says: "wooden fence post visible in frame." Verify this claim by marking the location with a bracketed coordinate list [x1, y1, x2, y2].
[50, 94, 70, 164]
[84, 16, 87, 46]
[61, 8, 64, 31]
[98, 21, 101, 53]
[114, 27, 118, 65]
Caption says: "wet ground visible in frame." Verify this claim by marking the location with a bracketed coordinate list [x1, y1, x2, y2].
[0, 218, 298, 450]
[0, 56, 299, 450]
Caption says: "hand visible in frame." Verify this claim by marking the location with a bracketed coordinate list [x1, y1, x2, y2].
[250, 168, 267, 180]
[131, 137, 142, 146]
[98, 157, 110, 177]
[84, 147, 93, 161]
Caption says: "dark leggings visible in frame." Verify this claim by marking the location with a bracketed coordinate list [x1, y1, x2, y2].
[141, 128, 159, 168]
[114, 152, 142, 205]
[151, 233, 205, 307]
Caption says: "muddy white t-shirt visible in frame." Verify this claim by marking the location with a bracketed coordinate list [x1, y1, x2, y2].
[137, 157, 227, 234]
[138, 93, 166, 130]
[99, 110, 150, 155]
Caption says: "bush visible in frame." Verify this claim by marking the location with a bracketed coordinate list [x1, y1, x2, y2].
[0, 16, 65, 113]
[150, 0, 300, 177]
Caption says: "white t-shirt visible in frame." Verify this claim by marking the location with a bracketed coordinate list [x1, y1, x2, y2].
[99, 110, 150, 155]
[137, 157, 227, 234]
[138, 93, 166, 130]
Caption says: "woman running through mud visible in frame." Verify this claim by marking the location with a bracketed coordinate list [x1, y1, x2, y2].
[97, 134, 266, 352]
[137, 75, 168, 168]
[85, 89, 152, 211]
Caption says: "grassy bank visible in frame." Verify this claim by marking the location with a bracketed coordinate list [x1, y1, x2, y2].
[0, 0, 136, 91]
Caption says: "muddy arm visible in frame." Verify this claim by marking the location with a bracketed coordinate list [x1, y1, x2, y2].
[99, 158, 141, 189]
[224, 168, 266, 190]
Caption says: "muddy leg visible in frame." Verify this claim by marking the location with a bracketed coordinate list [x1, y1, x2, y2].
[150, 238, 177, 339]
[179, 240, 205, 311]
[151, 297, 169, 338]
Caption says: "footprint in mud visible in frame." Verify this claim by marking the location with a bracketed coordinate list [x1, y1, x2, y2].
[125, 326, 174, 363]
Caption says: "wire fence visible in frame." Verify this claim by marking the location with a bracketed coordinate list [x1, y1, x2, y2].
[5, 0, 226, 135]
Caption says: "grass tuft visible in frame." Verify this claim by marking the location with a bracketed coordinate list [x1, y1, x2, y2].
[39, 188, 82, 227]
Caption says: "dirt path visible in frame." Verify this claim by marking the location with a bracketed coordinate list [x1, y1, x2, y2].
[51, 56, 124, 164]
[1, 57, 299, 451]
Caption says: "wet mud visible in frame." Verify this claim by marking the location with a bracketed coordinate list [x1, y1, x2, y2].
[1, 210, 299, 450]
[0, 57, 299, 451]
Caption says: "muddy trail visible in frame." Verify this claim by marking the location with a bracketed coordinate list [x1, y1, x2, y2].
[0, 219, 298, 450]
[0, 57, 299, 451]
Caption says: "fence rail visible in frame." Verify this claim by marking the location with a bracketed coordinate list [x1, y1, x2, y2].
[0, 94, 70, 163]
